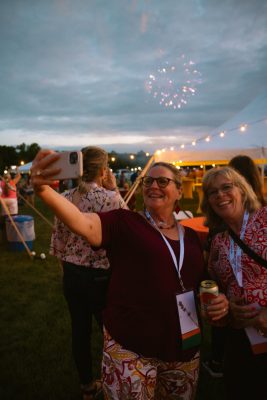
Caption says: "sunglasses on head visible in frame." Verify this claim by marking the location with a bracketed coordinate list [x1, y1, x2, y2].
[141, 176, 181, 188]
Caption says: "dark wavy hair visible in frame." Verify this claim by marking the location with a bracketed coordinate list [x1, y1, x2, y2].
[229, 155, 266, 206]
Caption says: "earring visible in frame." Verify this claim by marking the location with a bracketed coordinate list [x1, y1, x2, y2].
[175, 202, 180, 213]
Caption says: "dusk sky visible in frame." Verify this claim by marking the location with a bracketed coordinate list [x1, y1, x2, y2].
[1, 0, 267, 153]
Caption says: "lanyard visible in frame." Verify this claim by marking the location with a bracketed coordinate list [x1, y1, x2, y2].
[229, 210, 249, 288]
[144, 209, 186, 291]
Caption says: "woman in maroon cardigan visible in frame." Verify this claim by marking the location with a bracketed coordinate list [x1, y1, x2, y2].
[31, 150, 228, 400]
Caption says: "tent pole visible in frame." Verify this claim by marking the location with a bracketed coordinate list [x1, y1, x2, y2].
[17, 191, 54, 228]
[124, 155, 155, 205]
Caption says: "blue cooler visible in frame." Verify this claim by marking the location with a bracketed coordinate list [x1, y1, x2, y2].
[5, 215, 35, 251]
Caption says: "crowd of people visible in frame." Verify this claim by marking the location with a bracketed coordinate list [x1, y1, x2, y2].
[1, 149, 266, 399]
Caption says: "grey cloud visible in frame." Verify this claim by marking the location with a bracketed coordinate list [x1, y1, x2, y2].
[0, 0, 267, 151]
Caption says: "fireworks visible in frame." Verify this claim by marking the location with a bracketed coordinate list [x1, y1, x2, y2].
[145, 55, 202, 110]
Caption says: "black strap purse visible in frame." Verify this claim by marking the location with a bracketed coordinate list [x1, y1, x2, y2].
[228, 228, 267, 269]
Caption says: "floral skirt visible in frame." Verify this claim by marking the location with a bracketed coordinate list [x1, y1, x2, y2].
[102, 327, 200, 400]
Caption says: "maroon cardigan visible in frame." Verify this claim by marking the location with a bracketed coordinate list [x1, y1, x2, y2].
[98, 209, 205, 361]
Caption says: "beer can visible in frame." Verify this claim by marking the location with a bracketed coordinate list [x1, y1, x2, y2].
[199, 280, 219, 318]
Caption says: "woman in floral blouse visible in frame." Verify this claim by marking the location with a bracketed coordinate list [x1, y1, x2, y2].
[201, 166, 267, 400]
[50, 146, 127, 400]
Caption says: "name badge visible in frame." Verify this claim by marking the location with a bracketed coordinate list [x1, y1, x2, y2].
[176, 290, 201, 350]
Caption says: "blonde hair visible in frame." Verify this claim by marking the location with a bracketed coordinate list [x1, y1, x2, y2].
[201, 166, 261, 230]
[78, 146, 108, 194]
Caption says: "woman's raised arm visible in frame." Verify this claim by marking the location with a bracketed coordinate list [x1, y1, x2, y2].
[31, 149, 102, 246]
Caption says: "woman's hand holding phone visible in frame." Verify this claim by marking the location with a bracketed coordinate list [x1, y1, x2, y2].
[31, 149, 61, 191]
[31, 150, 83, 192]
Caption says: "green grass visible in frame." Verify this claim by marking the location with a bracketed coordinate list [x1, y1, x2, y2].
[0, 194, 225, 399]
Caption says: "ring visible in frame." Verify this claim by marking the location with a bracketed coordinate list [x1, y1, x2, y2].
[36, 170, 42, 176]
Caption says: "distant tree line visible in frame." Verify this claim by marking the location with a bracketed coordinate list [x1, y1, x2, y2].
[108, 150, 149, 170]
[0, 144, 150, 174]
[0, 143, 41, 174]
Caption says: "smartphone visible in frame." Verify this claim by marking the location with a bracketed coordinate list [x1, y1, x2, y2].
[51, 151, 83, 180]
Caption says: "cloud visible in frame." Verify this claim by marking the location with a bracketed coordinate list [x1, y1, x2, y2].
[0, 0, 267, 152]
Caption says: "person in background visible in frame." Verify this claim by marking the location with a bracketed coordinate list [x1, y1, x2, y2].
[201, 166, 267, 399]
[229, 154, 266, 206]
[203, 155, 266, 378]
[50, 146, 128, 400]
[59, 178, 74, 193]
[130, 170, 138, 185]
[31, 152, 228, 400]
[0, 168, 21, 216]
[118, 170, 126, 188]
[22, 175, 35, 206]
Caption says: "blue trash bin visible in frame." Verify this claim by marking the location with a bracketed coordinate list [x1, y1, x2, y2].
[5, 215, 35, 251]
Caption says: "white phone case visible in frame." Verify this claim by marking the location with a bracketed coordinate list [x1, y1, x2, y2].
[51, 151, 83, 180]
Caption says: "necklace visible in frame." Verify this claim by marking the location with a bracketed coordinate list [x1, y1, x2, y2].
[156, 221, 176, 230]
[144, 208, 176, 230]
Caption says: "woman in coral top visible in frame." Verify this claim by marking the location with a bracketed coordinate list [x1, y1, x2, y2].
[0, 168, 21, 216]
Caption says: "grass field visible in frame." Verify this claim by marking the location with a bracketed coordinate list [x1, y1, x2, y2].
[0, 193, 226, 399]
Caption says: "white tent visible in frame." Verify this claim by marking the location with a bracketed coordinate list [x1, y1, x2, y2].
[154, 147, 266, 167]
[18, 162, 32, 173]
[154, 89, 267, 167]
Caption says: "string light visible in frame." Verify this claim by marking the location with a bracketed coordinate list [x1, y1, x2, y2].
[239, 124, 247, 132]
[154, 116, 266, 156]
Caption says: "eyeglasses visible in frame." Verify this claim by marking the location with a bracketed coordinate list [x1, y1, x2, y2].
[207, 183, 235, 198]
[141, 176, 181, 188]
